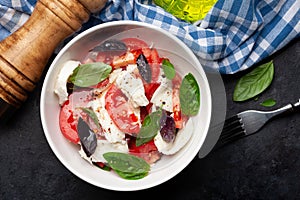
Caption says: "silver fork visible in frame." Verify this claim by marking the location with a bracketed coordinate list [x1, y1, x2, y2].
[214, 99, 300, 149]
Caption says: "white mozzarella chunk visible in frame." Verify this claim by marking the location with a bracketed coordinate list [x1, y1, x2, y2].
[92, 68, 123, 94]
[78, 140, 128, 163]
[54, 60, 80, 105]
[88, 90, 126, 144]
[154, 119, 194, 155]
[150, 77, 173, 112]
[153, 131, 173, 153]
[116, 65, 149, 108]
[78, 146, 93, 164]
[108, 68, 123, 84]
[91, 140, 129, 162]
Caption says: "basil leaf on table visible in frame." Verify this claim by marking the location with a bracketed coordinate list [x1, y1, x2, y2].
[162, 59, 176, 80]
[69, 62, 112, 87]
[103, 152, 150, 180]
[136, 109, 162, 147]
[179, 73, 200, 116]
[233, 61, 274, 102]
[260, 98, 276, 107]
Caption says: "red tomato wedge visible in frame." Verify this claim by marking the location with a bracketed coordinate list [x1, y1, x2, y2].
[149, 49, 161, 82]
[112, 51, 136, 68]
[120, 38, 162, 82]
[112, 38, 150, 68]
[172, 73, 189, 129]
[122, 38, 149, 51]
[127, 135, 161, 164]
[59, 100, 79, 144]
[59, 90, 92, 144]
[105, 84, 140, 134]
[144, 83, 160, 100]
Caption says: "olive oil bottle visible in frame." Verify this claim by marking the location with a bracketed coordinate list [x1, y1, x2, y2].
[154, 0, 217, 23]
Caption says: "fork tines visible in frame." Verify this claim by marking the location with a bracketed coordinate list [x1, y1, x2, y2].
[215, 115, 246, 148]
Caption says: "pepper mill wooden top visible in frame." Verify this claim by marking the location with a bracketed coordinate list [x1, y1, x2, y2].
[0, 0, 107, 123]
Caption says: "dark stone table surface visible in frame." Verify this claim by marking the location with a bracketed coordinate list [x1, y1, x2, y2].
[0, 37, 299, 200]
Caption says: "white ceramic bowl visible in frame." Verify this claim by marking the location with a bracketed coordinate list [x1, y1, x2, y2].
[40, 21, 212, 191]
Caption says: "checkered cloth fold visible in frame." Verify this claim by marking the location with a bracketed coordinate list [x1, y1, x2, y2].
[0, 0, 299, 74]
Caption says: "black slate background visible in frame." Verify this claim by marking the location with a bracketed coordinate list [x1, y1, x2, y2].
[0, 38, 299, 200]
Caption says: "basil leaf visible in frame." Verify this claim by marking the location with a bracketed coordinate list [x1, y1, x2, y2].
[260, 98, 276, 107]
[77, 118, 97, 157]
[160, 115, 176, 143]
[162, 59, 175, 80]
[90, 39, 127, 53]
[136, 54, 152, 83]
[179, 73, 200, 116]
[114, 170, 148, 180]
[136, 109, 162, 146]
[103, 152, 150, 180]
[80, 107, 100, 129]
[69, 62, 112, 87]
[233, 61, 274, 102]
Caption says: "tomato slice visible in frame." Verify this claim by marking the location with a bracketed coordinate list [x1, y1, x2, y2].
[127, 135, 161, 164]
[105, 84, 140, 134]
[59, 90, 92, 144]
[122, 38, 151, 61]
[144, 83, 160, 100]
[172, 73, 189, 128]
[112, 51, 137, 68]
[121, 38, 162, 82]
[95, 52, 111, 64]
[121, 38, 149, 51]
[59, 100, 79, 144]
[149, 49, 161, 82]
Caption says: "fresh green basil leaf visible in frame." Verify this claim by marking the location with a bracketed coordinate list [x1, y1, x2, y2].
[233, 60, 274, 102]
[69, 62, 112, 87]
[80, 107, 100, 129]
[114, 170, 148, 180]
[103, 152, 150, 180]
[260, 98, 276, 107]
[179, 73, 200, 116]
[136, 110, 162, 146]
[162, 59, 176, 80]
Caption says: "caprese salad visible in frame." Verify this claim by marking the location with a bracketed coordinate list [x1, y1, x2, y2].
[54, 38, 200, 180]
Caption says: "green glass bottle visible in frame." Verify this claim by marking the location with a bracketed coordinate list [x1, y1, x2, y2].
[154, 0, 217, 23]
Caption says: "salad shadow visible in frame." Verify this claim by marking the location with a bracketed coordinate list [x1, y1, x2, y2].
[197, 70, 227, 158]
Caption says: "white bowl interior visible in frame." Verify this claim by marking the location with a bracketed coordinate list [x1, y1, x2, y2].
[40, 21, 212, 191]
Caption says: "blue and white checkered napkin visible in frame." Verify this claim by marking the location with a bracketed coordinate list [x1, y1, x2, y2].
[0, 0, 299, 74]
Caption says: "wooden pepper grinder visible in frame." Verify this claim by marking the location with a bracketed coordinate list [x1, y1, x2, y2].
[0, 0, 107, 123]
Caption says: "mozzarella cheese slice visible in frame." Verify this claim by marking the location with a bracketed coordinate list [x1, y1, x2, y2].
[116, 65, 149, 108]
[89, 89, 126, 144]
[154, 119, 194, 155]
[54, 60, 80, 105]
[150, 77, 173, 112]
[79, 140, 128, 163]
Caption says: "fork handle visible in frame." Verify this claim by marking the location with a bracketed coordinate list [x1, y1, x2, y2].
[292, 99, 300, 112]
[266, 98, 300, 120]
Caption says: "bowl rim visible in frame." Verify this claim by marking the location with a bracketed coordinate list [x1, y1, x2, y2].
[40, 20, 212, 191]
